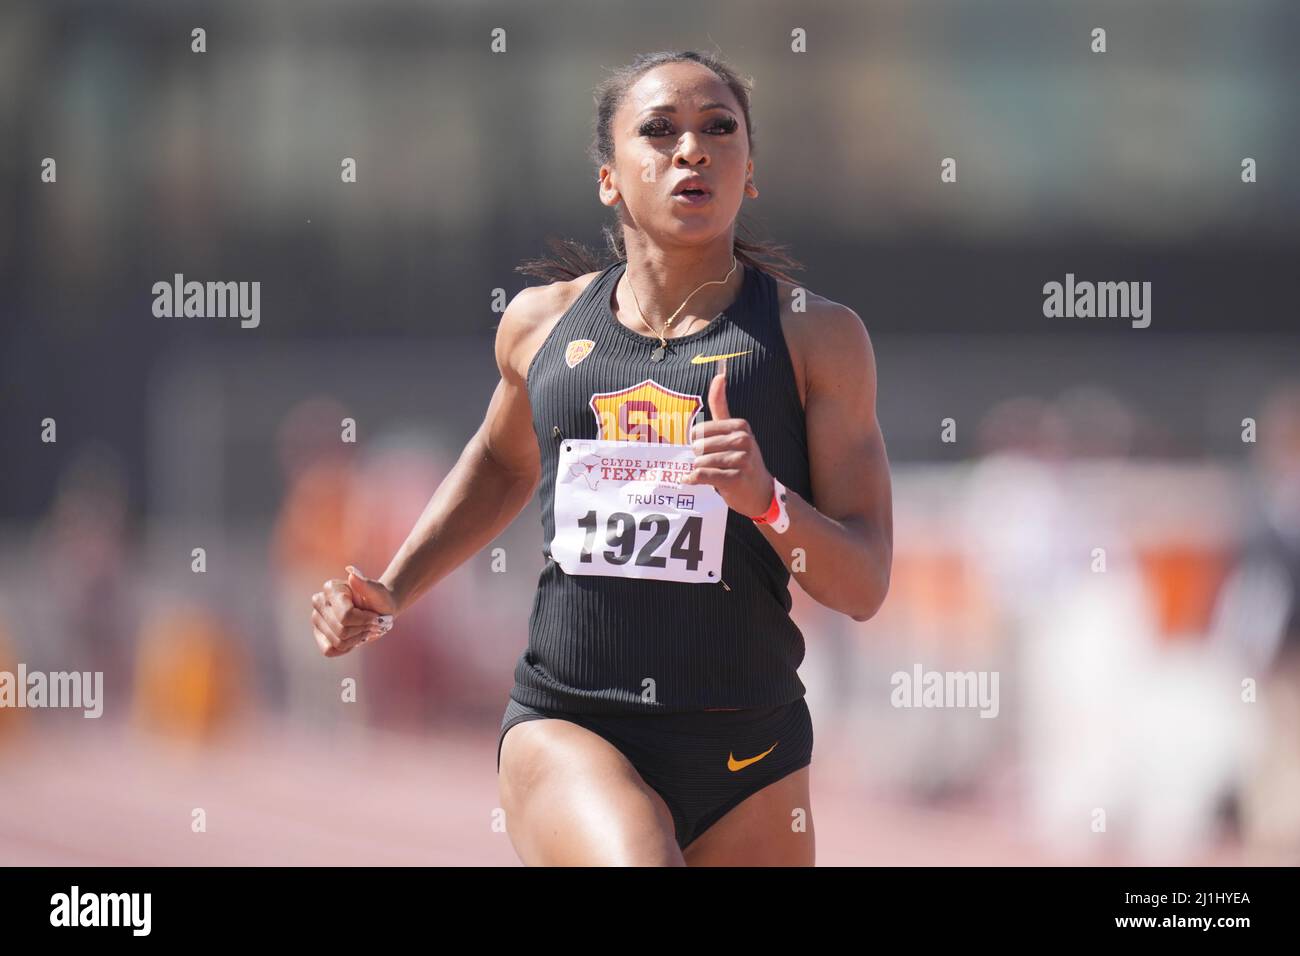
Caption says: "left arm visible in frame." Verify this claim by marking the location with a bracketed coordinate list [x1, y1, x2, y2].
[682, 302, 893, 622]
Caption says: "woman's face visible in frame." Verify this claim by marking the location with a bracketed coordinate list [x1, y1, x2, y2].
[599, 62, 755, 246]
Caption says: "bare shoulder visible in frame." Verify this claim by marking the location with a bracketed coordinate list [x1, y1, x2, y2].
[495, 270, 604, 383]
[772, 276, 876, 409]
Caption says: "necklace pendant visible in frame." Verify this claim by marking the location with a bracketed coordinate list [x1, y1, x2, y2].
[650, 345, 665, 363]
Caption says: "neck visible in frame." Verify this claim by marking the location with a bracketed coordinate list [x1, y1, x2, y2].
[616, 237, 743, 336]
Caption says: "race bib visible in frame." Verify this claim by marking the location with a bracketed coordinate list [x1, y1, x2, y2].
[550, 437, 727, 584]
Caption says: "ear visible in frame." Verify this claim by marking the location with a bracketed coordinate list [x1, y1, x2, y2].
[597, 166, 621, 208]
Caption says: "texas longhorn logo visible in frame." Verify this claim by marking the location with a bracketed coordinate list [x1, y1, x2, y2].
[589, 378, 703, 444]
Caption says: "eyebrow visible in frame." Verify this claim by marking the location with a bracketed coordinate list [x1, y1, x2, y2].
[637, 102, 735, 116]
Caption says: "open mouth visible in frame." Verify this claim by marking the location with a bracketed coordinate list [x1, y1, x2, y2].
[672, 182, 713, 204]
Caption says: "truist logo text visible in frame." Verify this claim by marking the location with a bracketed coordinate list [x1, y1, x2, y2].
[50, 886, 151, 936]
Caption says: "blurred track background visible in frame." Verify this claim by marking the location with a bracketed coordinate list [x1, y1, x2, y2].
[2, 0, 1299, 865]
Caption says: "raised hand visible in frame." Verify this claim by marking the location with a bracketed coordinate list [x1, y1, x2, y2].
[681, 357, 775, 518]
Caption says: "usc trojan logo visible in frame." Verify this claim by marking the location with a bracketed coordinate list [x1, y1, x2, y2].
[589, 378, 703, 444]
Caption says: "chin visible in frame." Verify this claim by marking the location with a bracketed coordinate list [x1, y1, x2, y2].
[662, 224, 729, 250]
[663, 207, 732, 235]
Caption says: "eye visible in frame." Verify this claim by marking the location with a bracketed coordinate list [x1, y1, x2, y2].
[639, 117, 673, 137]
[638, 115, 739, 137]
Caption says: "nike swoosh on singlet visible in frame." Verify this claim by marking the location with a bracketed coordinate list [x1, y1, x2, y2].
[727, 741, 778, 771]
[691, 350, 752, 365]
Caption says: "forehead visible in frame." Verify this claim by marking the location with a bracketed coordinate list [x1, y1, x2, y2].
[621, 62, 737, 116]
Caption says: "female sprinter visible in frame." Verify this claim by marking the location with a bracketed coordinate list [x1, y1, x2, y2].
[309, 50, 892, 866]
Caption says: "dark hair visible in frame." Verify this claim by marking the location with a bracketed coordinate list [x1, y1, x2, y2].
[516, 50, 804, 286]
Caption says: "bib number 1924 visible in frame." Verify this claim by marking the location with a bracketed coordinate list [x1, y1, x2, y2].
[575, 509, 704, 570]
[550, 438, 727, 584]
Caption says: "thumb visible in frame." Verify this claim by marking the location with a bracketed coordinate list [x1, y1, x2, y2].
[345, 565, 391, 613]
[707, 356, 730, 422]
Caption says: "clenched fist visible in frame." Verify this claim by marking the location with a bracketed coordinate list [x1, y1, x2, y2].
[310, 565, 399, 657]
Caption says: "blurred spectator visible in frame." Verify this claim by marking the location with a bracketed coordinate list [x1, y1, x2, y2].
[31, 441, 137, 681]
[344, 432, 465, 730]
[1211, 382, 1300, 855]
[270, 396, 360, 729]
[0, 626, 24, 743]
[132, 602, 249, 744]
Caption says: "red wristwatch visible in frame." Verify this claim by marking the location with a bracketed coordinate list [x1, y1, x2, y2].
[750, 476, 790, 533]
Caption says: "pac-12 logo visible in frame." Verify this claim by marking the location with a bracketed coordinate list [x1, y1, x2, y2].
[589, 378, 703, 444]
[565, 339, 595, 368]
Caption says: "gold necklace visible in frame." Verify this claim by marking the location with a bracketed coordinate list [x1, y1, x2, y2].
[624, 255, 739, 363]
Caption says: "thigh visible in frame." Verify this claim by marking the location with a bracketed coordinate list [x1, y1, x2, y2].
[683, 765, 815, 867]
[498, 717, 685, 866]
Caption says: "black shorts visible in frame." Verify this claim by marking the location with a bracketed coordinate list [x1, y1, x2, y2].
[496, 695, 814, 852]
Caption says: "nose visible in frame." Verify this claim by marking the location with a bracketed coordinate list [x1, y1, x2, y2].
[673, 132, 709, 168]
